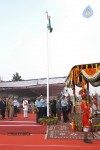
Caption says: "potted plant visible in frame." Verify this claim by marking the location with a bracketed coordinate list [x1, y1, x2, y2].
[38, 116, 58, 125]
[53, 117, 58, 124]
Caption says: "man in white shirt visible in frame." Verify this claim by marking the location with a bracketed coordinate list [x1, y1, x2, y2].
[23, 98, 28, 118]
[61, 95, 68, 123]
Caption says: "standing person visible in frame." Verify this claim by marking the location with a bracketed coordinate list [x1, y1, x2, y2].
[50, 98, 56, 117]
[93, 95, 100, 116]
[44, 97, 47, 117]
[1, 97, 6, 119]
[13, 98, 18, 117]
[61, 95, 68, 123]
[80, 91, 92, 143]
[35, 97, 42, 123]
[0, 97, 2, 118]
[23, 98, 28, 118]
[40, 95, 46, 117]
[93, 95, 99, 108]
[67, 94, 73, 121]
[8, 97, 14, 121]
[56, 96, 62, 121]
[5, 97, 9, 118]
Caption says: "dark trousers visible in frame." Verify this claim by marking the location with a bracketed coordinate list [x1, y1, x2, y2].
[41, 107, 47, 117]
[62, 106, 67, 122]
[1, 108, 6, 119]
[36, 107, 42, 123]
[14, 106, 18, 116]
[44, 107, 47, 117]
[56, 108, 61, 120]
[51, 109, 56, 117]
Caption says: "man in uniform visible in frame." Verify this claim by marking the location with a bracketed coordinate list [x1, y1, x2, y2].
[61, 95, 68, 123]
[8, 97, 14, 121]
[67, 94, 73, 121]
[80, 91, 92, 143]
[35, 97, 42, 123]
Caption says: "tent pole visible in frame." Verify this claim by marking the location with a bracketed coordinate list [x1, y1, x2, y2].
[73, 83, 76, 113]
[87, 82, 89, 102]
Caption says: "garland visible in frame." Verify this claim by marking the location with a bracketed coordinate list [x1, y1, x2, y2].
[66, 65, 100, 87]
[81, 70, 100, 81]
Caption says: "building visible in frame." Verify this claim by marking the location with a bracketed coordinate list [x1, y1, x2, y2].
[0, 77, 66, 100]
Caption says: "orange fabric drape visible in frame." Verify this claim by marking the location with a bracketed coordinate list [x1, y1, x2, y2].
[84, 68, 97, 75]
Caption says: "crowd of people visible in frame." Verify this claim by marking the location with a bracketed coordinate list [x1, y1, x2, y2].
[34, 94, 73, 123]
[34, 93, 99, 123]
[0, 97, 30, 121]
[0, 97, 22, 121]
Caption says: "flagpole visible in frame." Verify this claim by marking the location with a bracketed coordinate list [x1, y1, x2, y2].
[45, 11, 53, 117]
[46, 11, 49, 117]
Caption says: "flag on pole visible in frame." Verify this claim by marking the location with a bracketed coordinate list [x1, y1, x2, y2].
[46, 11, 53, 33]
[47, 16, 53, 33]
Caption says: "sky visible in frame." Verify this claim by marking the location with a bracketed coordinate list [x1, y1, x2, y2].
[0, 0, 100, 94]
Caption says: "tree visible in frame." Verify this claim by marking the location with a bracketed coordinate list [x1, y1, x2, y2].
[12, 72, 22, 81]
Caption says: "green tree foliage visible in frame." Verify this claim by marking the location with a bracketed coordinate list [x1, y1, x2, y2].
[12, 72, 22, 81]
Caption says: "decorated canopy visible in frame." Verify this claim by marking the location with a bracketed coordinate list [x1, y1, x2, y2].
[65, 63, 100, 89]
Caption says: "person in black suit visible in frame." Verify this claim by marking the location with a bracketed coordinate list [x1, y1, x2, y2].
[0, 97, 2, 117]
[50, 98, 57, 117]
[0, 97, 6, 119]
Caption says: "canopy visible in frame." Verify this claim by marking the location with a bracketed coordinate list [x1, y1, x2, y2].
[65, 63, 100, 89]
[0, 77, 66, 97]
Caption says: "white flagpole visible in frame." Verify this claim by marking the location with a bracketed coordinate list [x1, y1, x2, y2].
[45, 11, 50, 117]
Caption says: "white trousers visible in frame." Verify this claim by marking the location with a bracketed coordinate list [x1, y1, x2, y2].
[23, 109, 28, 118]
[83, 127, 89, 132]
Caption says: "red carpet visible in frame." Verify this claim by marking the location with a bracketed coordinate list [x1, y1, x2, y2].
[0, 113, 47, 134]
[46, 124, 100, 140]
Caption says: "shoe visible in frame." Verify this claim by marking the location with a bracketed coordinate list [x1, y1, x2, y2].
[63, 121, 67, 123]
[84, 139, 92, 143]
